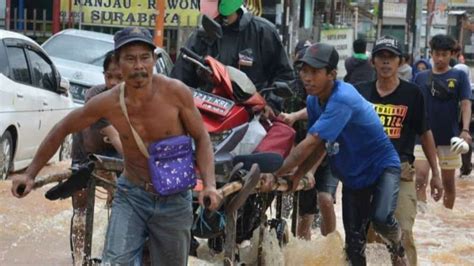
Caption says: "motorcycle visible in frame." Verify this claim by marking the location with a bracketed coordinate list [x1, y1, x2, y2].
[17, 16, 299, 265]
[178, 18, 298, 262]
[15, 51, 294, 265]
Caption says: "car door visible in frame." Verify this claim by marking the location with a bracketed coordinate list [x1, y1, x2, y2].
[24, 46, 74, 142]
[1, 38, 42, 161]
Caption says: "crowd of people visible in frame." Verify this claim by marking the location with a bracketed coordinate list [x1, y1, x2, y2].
[10, 0, 473, 265]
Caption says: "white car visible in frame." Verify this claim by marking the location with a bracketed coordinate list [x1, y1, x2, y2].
[0, 30, 76, 180]
[42, 29, 174, 104]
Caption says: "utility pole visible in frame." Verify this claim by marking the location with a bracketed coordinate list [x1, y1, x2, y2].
[17, 0, 24, 30]
[78, 0, 82, 30]
[411, 0, 418, 58]
[412, 0, 423, 60]
[289, 0, 300, 55]
[377, 0, 383, 38]
[459, 16, 468, 52]
[52, 0, 60, 33]
[425, 0, 436, 57]
[330, 0, 336, 25]
[154, 0, 165, 47]
[354, 5, 359, 40]
[282, 0, 290, 50]
[68, 0, 73, 28]
[405, 0, 413, 54]
[6, 0, 11, 30]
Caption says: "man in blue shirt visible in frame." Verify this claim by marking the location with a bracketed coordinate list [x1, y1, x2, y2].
[413, 34, 472, 210]
[274, 43, 407, 265]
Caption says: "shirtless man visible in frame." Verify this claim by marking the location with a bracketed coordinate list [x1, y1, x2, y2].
[11, 26, 219, 265]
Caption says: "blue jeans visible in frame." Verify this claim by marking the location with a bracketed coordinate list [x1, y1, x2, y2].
[342, 167, 401, 266]
[102, 176, 193, 265]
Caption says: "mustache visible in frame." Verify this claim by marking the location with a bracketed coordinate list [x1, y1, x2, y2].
[128, 71, 148, 79]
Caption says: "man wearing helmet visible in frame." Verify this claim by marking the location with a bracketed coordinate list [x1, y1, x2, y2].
[171, 0, 294, 95]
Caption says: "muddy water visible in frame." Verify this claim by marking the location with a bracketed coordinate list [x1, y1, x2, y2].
[1, 161, 473, 265]
[414, 178, 474, 265]
[0, 161, 110, 265]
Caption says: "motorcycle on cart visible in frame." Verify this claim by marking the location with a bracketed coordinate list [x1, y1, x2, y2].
[18, 75, 310, 266]
[179, 15, 313, 265]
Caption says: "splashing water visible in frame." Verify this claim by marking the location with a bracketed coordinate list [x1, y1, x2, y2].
[282, 231, 346, 265]
[193, 225, 346, 265]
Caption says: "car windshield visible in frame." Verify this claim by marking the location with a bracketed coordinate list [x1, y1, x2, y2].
[43, 34, 113, 66]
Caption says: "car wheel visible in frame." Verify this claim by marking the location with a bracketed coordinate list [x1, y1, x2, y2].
[0, 131, 13, 180]
[60, 134, 72, 161]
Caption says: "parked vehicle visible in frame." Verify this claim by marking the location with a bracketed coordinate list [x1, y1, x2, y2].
[0, 30, 76, 180]
[155, 46, 174, 76]
[42, 29, 174, 104]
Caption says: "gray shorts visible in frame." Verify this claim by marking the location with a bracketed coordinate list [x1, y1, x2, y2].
[299, 161, 339, 215]
[315, 162, 339, 195]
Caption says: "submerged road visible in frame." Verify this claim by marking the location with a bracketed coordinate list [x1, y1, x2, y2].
[0, 160, 473, 265]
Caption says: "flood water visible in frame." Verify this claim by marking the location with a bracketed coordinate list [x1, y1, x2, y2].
[0, 161, 473, 265]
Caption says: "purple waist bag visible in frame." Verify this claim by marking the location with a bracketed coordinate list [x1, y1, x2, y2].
[147, 135, 197, 196]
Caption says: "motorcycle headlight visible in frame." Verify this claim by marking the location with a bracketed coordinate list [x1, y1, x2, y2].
[210, 130, 232, 147]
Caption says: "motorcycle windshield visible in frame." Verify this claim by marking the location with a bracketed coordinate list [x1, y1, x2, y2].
[205, 56, 233, 99]
[226, 66, 256, 102]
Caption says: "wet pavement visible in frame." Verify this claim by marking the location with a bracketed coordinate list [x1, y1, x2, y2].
[0, 161, 73, 265]
[0, 160, 473, 265]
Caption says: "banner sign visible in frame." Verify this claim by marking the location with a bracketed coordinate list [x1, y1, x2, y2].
[60, 0, 201, 27]
[450, 0, 474, 7]
[383, 2, 407, 18]
[320, 28, 354, 78]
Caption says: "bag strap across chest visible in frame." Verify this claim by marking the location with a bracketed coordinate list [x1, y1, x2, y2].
[119, 82, 150, 158]
[426, 70, 433, 88]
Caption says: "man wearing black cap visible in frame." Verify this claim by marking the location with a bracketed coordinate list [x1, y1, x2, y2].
[279, 40, 340, 240]
[273, 43, 407, 265]
[10, 26, 220, 265]
[356, 35, 443, 266]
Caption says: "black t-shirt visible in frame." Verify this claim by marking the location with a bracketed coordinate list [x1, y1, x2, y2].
[356, 79, 430, 163]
